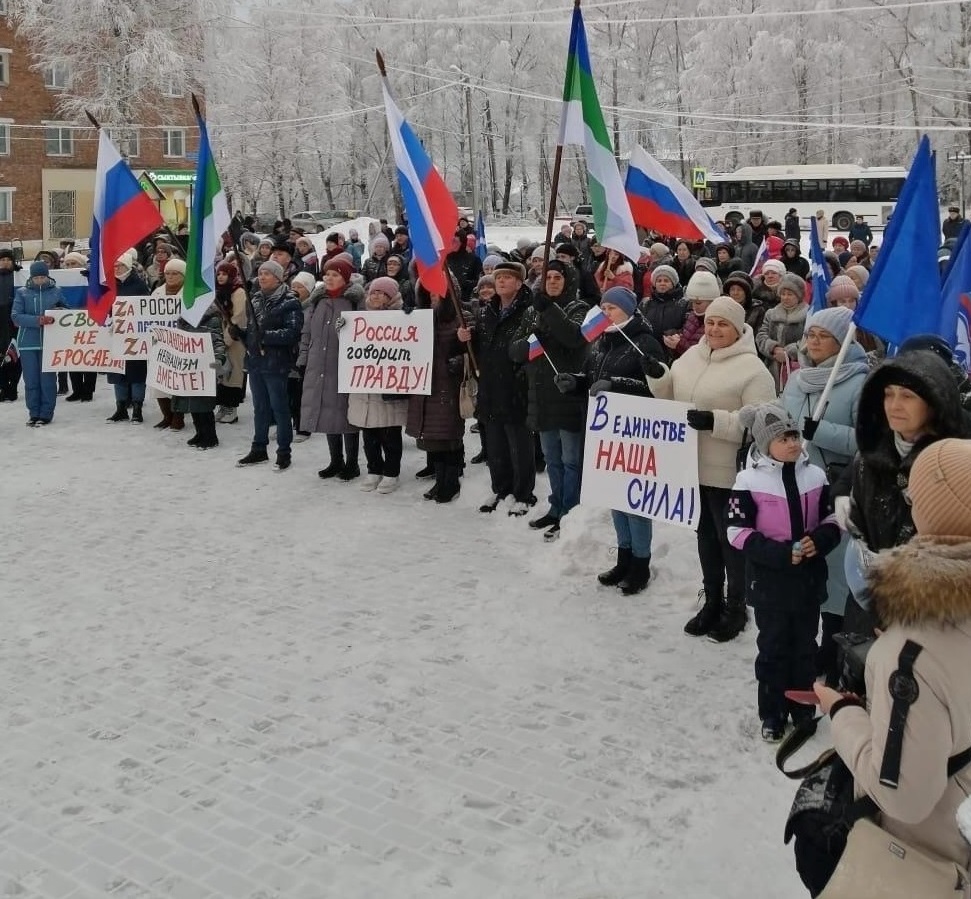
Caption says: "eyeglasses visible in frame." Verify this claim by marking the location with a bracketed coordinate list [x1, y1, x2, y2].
[806, 330, 836, 341]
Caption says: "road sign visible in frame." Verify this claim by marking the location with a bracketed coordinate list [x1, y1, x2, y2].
[692, 168, 707, 189]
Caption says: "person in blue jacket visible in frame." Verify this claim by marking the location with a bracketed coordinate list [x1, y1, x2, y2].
[11, 260, 65, 426]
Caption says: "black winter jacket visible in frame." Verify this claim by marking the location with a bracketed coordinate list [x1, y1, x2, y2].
[472, 286, 532, 424]
[509, 268, 590, 432]
[446, 248, 482, 301]
[638, 286, 686, 362]
[572, 312, 664, 397]
[243, 284, 304, 376]
[849, 351, 968, 552]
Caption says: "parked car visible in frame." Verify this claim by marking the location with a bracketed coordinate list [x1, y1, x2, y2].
[289, 210, 343, 233]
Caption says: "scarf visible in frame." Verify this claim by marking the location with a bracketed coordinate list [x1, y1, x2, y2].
[893, 432, 917, 459]
[794, 342, 870, 394]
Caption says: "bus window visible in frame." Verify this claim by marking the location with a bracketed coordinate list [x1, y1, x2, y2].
[724, 181, 747, 203]
[879, 178, 905, 200]
[748, 180, 769, 201]
[696, 184, 721, 205]
[801, 180, 824, 201]
[857, 179, 879, 201]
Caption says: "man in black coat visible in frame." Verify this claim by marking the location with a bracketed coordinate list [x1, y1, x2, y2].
[458, 260, 536, 515]
[445, 232, 482, 301]
[0, 248, 21, 401]
[509, 261, 590, 538]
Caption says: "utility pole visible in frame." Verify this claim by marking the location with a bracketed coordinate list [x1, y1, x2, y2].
[451, 65, 478, 215]
[947, 150, 971, 219]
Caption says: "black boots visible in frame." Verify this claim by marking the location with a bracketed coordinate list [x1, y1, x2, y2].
[708, 596, 748, 643]
[154, 398, 173, 429]
[131, 401, 143, 424]
[618, 557, 651, 595]
[684, 591, 723, 637]
[434, 460, 461, 504]
[320, 434, 360, 480]
[238, 448, 269, 467]
[107, 402, 129, 422]
[188, 412, 218, 449]
[598, 548, 632, 586]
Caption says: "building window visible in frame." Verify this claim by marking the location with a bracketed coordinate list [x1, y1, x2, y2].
[49, 190, 76, 239]
[43, 61, 71, 90]
[0, 190, 13, 224]
[163, 128, 185, 158]
[0, 120, 10, 156]
[160, 74, 184, 98]
[0, 2, 8, 17]
[44, 124, 74, 156]
[108, 127, 139, 159]
[0, 51, 10, 86]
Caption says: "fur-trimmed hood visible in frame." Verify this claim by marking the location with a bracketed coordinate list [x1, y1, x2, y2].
[870, 536, 971, 627]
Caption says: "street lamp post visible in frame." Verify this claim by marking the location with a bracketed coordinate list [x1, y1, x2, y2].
[947, 150, 971, 219]
[450, 65, 478, 216]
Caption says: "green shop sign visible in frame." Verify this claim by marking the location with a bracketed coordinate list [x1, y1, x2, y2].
[145, 169, 196, 186]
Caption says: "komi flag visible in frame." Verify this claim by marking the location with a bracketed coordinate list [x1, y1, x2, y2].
[381, 73, 458, 297]
[527, 332, 545, 361]
[87, 130, 163, 325]
[475, 212, 487, 263]
[854, 136, 941, 346]
[183, 102, 231, 327]
[558, 5, 641, 263]
[625, 145, 725, 244]
[809, 217, 832, 313]
[581, 305, 610, 342]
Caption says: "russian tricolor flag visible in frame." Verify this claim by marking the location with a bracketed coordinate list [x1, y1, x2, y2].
[750, 239, 770, 277]
[625, 145, 725, 244]
[381, 74, 458, 297]
[581, 306, 611, 342]
[88, 131, 163, 325]
[527, 332, 545, 361]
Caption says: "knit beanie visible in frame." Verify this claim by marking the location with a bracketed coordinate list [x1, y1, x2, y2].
[530, 244, 550, 262]
[761, 259, 785, 276]
[258, 259, 285, 281]
[164, 258, 186, 275]
[291, 271, 316, 295]
[704, 296, 746, 336]
[651, 264, 679, 287]
[240, 231, 258, 246]
[685, 271, 721, 302]
[849, 240, 868, 258]
[482, 253, 503, 270]
[323, 257, 353, 283]
[909, 439, 971, 537]
[694, 256, 718, 275]
[737, 403, 800, 456]
[368, 276, 400, 299]
[477, 274, 495, 291]
[370, 235, 390, 251]
[259, 236, 274, 248]
[493, 260, 526, 282]
[832, 236, 849, 250]
[601, 286, 638, 317]
[64, 251, 88, 267]
[723, 272, 753, 301]
[649, 242, 669, 259]
[806, 306, 854, 344]
[779, 273, 806, 299]
[826, 274, 860, 305]
[29, 260, 49, 278]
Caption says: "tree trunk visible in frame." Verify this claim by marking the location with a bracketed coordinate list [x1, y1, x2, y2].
[484, 97, 499, 214]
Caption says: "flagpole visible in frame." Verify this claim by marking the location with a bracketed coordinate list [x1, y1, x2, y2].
[543, 353, 560, 375]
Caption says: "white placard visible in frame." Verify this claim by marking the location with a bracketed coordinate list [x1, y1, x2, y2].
[146, 326, 216, 396]
[580, 392, 701, 528]
[337, 309, 434, 395]
[41, 310, 124, 373]
[111, 295, 182, 361]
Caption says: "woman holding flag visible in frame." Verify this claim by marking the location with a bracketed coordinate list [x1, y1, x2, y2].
[554, 286, 664, 594]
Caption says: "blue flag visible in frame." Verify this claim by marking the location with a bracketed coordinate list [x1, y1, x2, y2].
[809, 216, 832, 313]
[475, 211, 487, 262]
[940, 220, 971, 370]
[853, 136, 941, 345]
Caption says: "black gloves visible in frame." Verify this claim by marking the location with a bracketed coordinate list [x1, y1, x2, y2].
[802, 417, 820, 441]
[554, 372, 578, 394]
[403, 305, 414, 314]
[531, 292, 552, 313]
[447, 355, 465, 375]
[686, 410, 715, 431]
[228, 324, 246, 342]
[641, 355, 666, 379]
[296, 364, 306, 377]
[589, 379, 612, 397]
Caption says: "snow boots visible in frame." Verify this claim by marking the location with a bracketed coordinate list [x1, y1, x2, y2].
[107, 402, 129, 422]
[598, 548, 632, 586]
[618, 557, 651, 596]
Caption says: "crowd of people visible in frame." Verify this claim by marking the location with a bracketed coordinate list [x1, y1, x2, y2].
[4, 203, 971, 893]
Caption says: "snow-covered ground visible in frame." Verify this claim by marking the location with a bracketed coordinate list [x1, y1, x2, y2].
[0, 390, 819, 898]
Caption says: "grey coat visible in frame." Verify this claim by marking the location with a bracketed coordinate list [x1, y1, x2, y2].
[298, 282, 365, 434]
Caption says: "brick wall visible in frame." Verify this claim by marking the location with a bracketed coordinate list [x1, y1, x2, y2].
[0, 17, 198, 247]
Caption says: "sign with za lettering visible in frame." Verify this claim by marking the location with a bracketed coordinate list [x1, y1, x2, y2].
[580, 392, 700, 528]
[337, 309, 434, 395]
[111, 295, 182, 361]
[692, 167, 707, 189]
